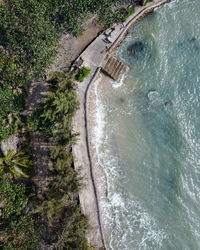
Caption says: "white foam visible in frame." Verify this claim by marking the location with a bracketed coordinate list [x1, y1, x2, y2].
[111, 67, 129, 89]
[91, 75, 167, 249]
[92, 75, 106, 152]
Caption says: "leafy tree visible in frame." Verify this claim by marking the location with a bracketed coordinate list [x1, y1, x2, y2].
[28, 108, 55, 136]
[32, 72, 79, 135]
[0, 0, 58, 75]
[2, 215, 41, 250]
[0, 52, 25, 140]
[52, 204, 90, 250]
[50, 152, 82, 195]
[0, 149, 33, 179]
[0, 177, 28, 219]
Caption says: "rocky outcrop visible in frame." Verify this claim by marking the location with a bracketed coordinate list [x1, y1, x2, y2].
[1, 134, 19, 156]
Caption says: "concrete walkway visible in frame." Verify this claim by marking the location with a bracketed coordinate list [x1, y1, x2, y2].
[72, 0, 172, 249]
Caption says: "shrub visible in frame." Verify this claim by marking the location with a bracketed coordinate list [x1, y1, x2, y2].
[127, 6, 135, 17]
[0, 0, 58, 75]
[0, 177, 28, 219]
[28, 108, 55, 136]
[76, 67, 91, 82]
[2, 215, 41, 250]
[0, 118, 18, 141]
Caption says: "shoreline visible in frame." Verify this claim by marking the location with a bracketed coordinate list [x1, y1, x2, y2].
[72, 0, 172, 249]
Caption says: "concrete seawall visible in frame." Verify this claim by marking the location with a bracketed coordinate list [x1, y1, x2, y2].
[108, 0, 171, 54]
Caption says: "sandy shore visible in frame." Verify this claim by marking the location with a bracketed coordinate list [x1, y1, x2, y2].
[87, 72, 111, 245]
[72, 0, 172, 249]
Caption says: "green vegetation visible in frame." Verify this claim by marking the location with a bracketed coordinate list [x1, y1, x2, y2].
[0, 51, 25, 140]
[0, 0, 148, 248]
[32, 72, 90, 249]
[0, 149, 33, 179]
[0, 0, 57, 75]
[0, 177, 28, 219]
[0, 177, 41, 249]
[127, 6, 136, 17]
[2, 215, 41, 250]
[28, 108, 55, 136]
[0, 71, 90, 249]
[76, 67, 91, 82]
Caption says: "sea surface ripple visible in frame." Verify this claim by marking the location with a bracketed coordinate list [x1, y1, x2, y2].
[95, 0, 200, 249]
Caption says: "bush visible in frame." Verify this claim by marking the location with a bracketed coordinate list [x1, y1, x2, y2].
[28, 108, 55, 136]
[127, 6, 135, 17]
[76, 67, 91, 82]
[0, 52, 25, 140]
[0, 0, 58, 75]
[0, 177, 28, 219]
[2, 215, 41, 250]
[0, 118, 18, 140]
[33, 72, 90, 248]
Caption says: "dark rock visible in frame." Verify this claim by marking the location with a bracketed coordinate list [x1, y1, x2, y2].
[127, 41, 145, 56]
[190, 37, 196, 42]
[165, 101, 172, 107]
[119, 97, 125, 103]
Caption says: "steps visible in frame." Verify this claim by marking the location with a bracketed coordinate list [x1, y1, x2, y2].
[102, 55, 130, 81]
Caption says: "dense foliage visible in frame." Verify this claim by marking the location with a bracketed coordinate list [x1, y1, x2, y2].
[32, 72, 90, 249]
[0, 0, 152, 248]
[0, 177, 28, 219]
[0, 177, 41, 249]
[2, 215, 41, 250]
[0, 149, 33, 179]
[0, 0, 57, 75]
[0, 51, 25, 140]
[76, 67, 91, 82]
[28, 108, 55, 136]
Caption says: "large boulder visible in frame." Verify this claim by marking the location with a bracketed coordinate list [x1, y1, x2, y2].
[1, 134, 19, 156]
[127, 41, 145, 56]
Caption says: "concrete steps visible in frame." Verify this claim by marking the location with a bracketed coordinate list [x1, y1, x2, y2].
[102, 55, 130, 81]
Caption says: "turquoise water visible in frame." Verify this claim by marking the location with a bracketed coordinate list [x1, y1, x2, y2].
[96, 0, 200, 249]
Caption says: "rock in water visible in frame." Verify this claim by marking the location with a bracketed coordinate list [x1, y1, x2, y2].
[127, 41, 145, 56]
[147, 89, 158, 100]
[165, 101, 173, 107]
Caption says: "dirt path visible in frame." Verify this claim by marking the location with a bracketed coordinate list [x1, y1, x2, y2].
[26, 17, 103, 193]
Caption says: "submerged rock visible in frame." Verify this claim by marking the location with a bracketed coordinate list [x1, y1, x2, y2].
[119, 97, 125, 103]
[127, 41, 145, 56]
[165, 101, 173, 107]
[147, 89, 157, 100]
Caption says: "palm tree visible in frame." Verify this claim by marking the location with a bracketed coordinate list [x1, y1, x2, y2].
[0, 149, 33, 179]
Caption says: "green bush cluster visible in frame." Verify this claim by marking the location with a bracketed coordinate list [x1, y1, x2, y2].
[28, 108, 55, 136]
[0, 177, 41, 249]
[127, 6, 136, 17]
[0, 0, 145, 248]
[0, 177, 28, 219]
[76, 67, 91, 82]
[32, 71, 90, 249]
[0, 52, 26, 140]
[0, 0, 57, 75]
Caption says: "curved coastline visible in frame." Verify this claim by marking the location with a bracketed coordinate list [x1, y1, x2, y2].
[72, 0, 172, 249]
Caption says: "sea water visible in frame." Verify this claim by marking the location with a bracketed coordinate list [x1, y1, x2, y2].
[95, 0, 200, 249]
